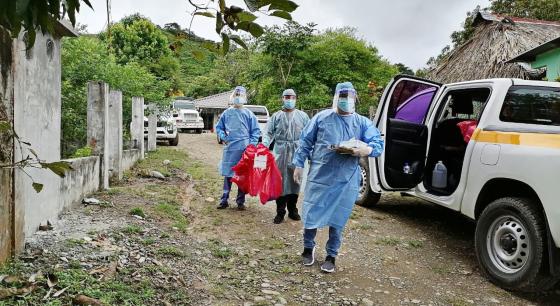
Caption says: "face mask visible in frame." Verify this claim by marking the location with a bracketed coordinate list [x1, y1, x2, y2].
[338, 98, 354, 113]
[233, 97, 246, 105]
[283, 99, 296, 109]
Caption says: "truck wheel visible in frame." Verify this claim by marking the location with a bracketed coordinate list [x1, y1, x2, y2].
[475, 197, 556, 292]
[197, 129, 203, 134]
[356, 157, 381, 207]
[169, 135, 179, 146]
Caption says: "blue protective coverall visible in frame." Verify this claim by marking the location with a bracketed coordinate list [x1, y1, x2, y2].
[216, 107, 261, 178]
[263, 110, 310, 196]
[292, 109, 384, 231]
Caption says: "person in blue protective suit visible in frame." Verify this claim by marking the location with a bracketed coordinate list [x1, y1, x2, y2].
[263, 89, 310, 224]
[216, 86, 261, 210]
[292, 82, 384, 273]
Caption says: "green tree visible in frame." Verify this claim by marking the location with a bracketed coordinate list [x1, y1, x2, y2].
[395, 63, 414, 75]
[257, 22, 316, 87]
[490, 0, 560, 21]
[61, 36, 169, 156]
[103, 16, 183, 95]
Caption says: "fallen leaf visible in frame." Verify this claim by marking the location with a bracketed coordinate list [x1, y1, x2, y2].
[89, 266, 108, 275]
[73, 295, 103, 305]
[28, 271, 43, 283]
[2, 275, 21, 285]
[102, 261, 118, 280]
[52, 286, 68, 298]
[43, 288, 53, 300]
[0, 275, 6, 283]
[0, 285, 36, 299]
[46, 272, 58, 288]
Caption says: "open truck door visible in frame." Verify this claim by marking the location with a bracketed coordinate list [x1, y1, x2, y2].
[374, 75, 442, 191]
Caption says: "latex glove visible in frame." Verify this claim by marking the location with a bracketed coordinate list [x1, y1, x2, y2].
[352, 146, 373, 157]
[293, 167, 304, 185]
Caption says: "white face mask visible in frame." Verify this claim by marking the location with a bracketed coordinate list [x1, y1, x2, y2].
[283, 99, 296, 109]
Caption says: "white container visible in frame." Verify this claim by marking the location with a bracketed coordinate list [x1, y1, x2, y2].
[432, 161, 447, 189]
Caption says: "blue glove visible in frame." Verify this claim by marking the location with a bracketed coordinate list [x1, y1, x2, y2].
[218, 130, 228, 142]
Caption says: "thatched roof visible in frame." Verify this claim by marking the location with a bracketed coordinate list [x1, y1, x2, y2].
[428, 12, 560, 83]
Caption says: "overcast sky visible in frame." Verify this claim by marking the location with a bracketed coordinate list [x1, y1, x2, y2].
[77, 0, 489, 70]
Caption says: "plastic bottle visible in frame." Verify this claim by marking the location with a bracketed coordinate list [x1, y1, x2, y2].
[403, 162, 411, 175]
[432, 161, 447, 189]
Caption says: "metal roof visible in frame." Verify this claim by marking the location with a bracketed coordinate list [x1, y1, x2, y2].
[192, 90, 233, 109]
[508, 36, 560, 63]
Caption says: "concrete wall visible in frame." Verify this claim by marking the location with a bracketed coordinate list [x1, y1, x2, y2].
[59, 156, 100, 212]
[107, 90, 123, 180]
[13, 31, 63, 240]
[122, 149, 142, 172]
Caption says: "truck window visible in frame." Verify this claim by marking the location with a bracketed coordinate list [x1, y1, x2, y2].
[246, 106, 268, 116]
[389, 80, 438, 124]
[500, 86, 560, 126]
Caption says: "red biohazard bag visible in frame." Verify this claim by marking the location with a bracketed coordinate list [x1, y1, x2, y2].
[231, 145, 257, 194]
[233, 144, 283, 204]
[457, 120, 478, 143]
[252, 144, 283, 204]
[259, 154, 283, 204]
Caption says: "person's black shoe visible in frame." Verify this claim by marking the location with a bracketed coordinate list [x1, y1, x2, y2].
[237, 204, 246, 211]
[273, 215, 284, 224]
[217, 203, 229, 209]
[301, 247, 315, 266]
[321, 256, 336, 273]
[288, 212, 301, 221]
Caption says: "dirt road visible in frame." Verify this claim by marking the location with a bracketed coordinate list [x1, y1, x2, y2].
[3, 133, 558, 305]
[177, 133, 560, 305]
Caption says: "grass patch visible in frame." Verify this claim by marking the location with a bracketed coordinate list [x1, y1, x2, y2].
[141, 238, 156, 246]
[375, 237, 401, 246]
[0, 266, 156, 305]
[431, 265, 452, 275]
[254, 238, 285, 250]
[406, 239, 424, 249]
[122, 225, 143, 235]
[65, 238, 86, 247]
[133, 148, 191, 178]
[207, 239, 233, 259]
[153, 202, 189, 231]
[129, 207, 146, 218]
[157, 246, 185, 258]
[445, 297, 471, 306]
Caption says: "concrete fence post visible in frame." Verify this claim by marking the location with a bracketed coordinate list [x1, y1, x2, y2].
[108, 90, 123, 180]
[87, 81, 110, 190]
[147, 112, 157, 152]
[131, 97, 145, 159]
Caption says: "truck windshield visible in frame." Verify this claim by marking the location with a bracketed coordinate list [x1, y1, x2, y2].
[500, 86, 560, 126]
[246, 106, 268, 116]
[174, 101, 196, 110]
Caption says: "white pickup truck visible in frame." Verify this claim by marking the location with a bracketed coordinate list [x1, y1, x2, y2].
[357, 76, 560, 291]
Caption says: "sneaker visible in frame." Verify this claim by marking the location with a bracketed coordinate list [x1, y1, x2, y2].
[237, 204, 246, 211]
[288, 213, 301, 221]
[301, 247, 315, 266]
[217, 203, 229, 209]
[273, 215, 284, 224]
[321, 256, 336, 273]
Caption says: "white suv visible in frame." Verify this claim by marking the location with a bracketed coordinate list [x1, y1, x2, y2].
[144, 116, 179, 146]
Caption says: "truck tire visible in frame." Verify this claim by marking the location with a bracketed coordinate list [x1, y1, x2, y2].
[355, 157, 381, 207]
[197, 129, 203, 134]
[475, 197, 558, 292]
[169, 135, 179, 146]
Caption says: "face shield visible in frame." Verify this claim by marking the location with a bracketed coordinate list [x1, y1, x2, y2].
[230, 86, 247, 105]
[332, 87, 357, 114]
